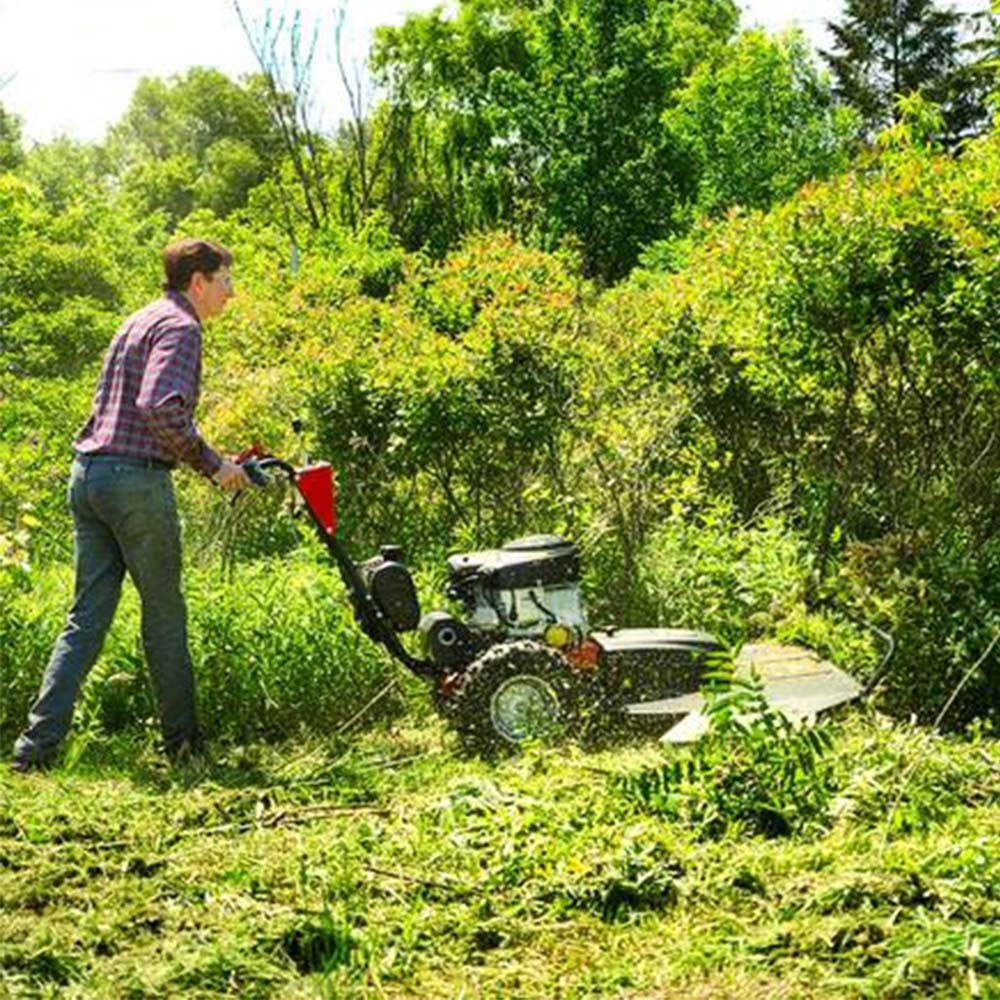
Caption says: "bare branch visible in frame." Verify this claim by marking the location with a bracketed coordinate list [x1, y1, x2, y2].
[232, 0, 328, 235]
[334, 3, 383, 226]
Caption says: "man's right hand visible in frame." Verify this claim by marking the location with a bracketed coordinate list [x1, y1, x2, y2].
[213, 459, 252, 492]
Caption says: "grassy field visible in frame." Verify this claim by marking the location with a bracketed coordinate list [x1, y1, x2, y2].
[1, 710, 997, 999]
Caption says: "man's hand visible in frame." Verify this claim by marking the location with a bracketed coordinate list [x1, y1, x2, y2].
[213, 459, 252, 492]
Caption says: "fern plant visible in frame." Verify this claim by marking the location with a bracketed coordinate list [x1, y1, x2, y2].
[619, 653, 838, 838]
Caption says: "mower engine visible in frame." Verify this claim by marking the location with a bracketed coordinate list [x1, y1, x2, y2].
[411, 535, 587, 671]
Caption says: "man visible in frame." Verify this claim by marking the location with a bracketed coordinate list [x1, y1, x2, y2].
[11, 238, 249, 772]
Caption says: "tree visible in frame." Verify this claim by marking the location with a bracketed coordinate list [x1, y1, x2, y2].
[369, 0, 540, 256]
[0, 102, 24, 173]
[665, 31, 859, 218]
[21, 138, 109, 212]
[822, 0, 993, 140]
[499, 0, 739, 281]
[372, 0, 740, 282]
[106, 67, 283, 224]
[0, 175, 148, 378]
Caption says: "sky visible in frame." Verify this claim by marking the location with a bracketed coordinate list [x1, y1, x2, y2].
[0, 0, 848, 143]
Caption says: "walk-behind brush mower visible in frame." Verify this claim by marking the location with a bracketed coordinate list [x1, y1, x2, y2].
[238, 450, 870, 753]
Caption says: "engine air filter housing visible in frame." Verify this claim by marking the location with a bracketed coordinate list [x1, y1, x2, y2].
[447, 535, 586, 637]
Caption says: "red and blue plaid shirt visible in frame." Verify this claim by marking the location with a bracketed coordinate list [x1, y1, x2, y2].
[74, 292, 222, 477]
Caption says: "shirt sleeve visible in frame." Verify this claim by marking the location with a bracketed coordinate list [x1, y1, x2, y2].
[135, 324, 223, 478]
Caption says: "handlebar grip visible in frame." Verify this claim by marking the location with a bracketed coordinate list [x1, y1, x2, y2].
[240, 457, 269, 488]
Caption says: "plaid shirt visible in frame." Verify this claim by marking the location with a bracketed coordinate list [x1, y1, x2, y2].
[74, 292, 223, 477]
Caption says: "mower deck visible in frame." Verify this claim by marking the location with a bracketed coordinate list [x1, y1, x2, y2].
[623, 643, 863, 743]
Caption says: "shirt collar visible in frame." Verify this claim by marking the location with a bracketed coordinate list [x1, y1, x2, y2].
[166, 290, 202, 326]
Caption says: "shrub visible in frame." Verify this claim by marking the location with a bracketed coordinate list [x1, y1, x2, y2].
[618, 660, 838, 839]
[637, 501, 810, 641]
[609, 130, 1000, 724]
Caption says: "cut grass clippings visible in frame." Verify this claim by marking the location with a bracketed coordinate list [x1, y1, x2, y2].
[0, 712, 997, 999]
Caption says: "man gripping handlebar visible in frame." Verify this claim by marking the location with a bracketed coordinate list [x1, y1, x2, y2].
[12, 238, 248, 772]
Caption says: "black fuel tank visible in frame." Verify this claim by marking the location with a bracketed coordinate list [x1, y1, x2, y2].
[447, 535, 580, 590]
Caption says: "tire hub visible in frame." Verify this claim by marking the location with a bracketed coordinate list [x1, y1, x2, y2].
[489, 674, 561, 744]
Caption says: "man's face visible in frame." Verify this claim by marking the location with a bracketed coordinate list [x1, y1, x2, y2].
[187, 266, 235, 321]
[201, 266, 235, 319]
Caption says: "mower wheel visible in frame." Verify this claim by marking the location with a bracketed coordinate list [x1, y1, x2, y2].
[446, 640, 590, 754]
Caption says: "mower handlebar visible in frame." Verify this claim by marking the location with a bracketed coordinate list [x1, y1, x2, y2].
[230, 450, 440, 680]
[238, 456, 269, 488]
[237, 455, 297, 487]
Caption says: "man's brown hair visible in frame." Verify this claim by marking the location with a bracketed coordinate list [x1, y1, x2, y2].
[162, 239, 233, 293]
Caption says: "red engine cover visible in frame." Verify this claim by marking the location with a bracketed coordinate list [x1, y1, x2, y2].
[295, 463, 337, 536]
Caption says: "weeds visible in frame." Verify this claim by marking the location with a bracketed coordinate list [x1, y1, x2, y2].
[0, 555, 410, 748]
[879, 916, 1000, 999]
[618, 658, 837, 839]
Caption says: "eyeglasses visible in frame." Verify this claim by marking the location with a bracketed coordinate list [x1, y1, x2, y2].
[211, 271, 234, 291]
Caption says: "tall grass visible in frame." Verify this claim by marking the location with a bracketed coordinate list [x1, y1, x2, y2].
[0, 552, 409, 750]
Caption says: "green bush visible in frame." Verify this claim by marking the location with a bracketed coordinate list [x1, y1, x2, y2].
[607, 129, 1000, 724]
[638, 502, 810, 642]
[301, 233, 587, 557]
[618, 663, 838, 839]
[836, 533, 1000, 727]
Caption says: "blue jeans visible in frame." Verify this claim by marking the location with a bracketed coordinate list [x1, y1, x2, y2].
[13, 455, 198, 763]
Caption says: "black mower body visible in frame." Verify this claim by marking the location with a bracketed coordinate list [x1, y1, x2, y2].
[591, 628, 721, 705]
[246, 454, 722, 749]
[346, 531, 721, 742]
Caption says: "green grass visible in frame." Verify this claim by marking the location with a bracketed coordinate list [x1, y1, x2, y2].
[0, 556, 406, 747]
[1, 713, 997, 998]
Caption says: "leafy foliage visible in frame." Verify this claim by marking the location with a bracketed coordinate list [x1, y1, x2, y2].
[619, 659, 838, 838]
[665, 30, 859, 217]
[0, 101, 24, 172]
[20, 138, 111, 214]
[822, 0, 994, 139]
[105, 68, 284, 224]
[618, 126, 1000, 723]
[300, 232, 587, 555]
[371, 0, 741, 279]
